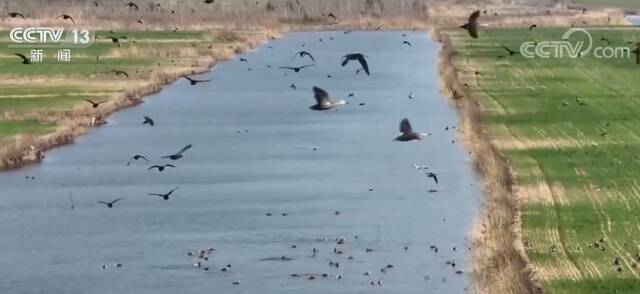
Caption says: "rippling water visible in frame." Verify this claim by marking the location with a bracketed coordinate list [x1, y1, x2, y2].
[0, 31, 479, 294]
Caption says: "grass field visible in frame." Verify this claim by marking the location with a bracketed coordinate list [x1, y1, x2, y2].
[0, 29, 246, 131]
[449, 26, 640, 293]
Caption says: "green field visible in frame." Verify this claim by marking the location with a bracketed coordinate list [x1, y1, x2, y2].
[0, 30, 241, 138]
[450, 27, 640, 293]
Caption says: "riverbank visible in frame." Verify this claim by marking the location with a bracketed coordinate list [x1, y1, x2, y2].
[436, 13, 638, 294]
[0, 29, 277, 170]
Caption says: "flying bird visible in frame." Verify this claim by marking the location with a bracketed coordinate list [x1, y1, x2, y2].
[310, 86, 346, 111]
[501, 45, 520, 56]
[459, 10, 480, 39]
[633, 43, 640, 65]
[529, 24, 537, 31]
[56, 14, 75, 23]
[142, 116, 154, 126]
[84, 99, 106, 108]
[204, 0, 215, 3]
[239, 58, 248, 62]
[147, 164, 175, 171]
[342, 53, 370, 75]
[8, 12, 25, 19]
[162, 144, 192, 160]
[290, 83, 296, 90]
[14, 53, 30, 64]
[124, 2, 139, 10]
[293, 51, 316, 63]
[97, 198, 122, 208]
[107, 36, 127, 43]
[109, 70, 129, 78]
[327, 12, 337, 19]
[148, 186, 180, 200]
[279, 64, 314, 73]
[402, 40, 412, 47]
[394, 118, 424, 142]
[426, 172, 438, 184]
[183, 75, 211, 85]
[126, 154, 149, 166]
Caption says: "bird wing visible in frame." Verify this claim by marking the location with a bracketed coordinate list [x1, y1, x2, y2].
[111, 198, 122, 204]
[147, 165, 160, 170]
[165, 164, 176, 168]
[97, 201, 109, 205]
[11, 12, 25, 18]
[298, 64, 315, 70]
[341, 56, 350, 67]
[148, 193, 163, 197]
[176, 144, 192, 155]
[313, 86, 330, 106]
[14, 53, 28, 62]
[67, 15, 75, 23]
[356, 55, 370, 75]
[137, 155, 149, 161]
[279, 66, 295, 70]
[302, 52, 315, 63]
[183, 75, 195, 82]
[84, 99, 97, 105]
[167, 186, 180, 195]
[399, 118, 412, 133]
[468, 10, 480, 24]
[194, 78, 211, 83]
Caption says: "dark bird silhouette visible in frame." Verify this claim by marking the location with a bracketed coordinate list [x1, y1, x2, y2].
[327, 12, 336, 19]
[529, 24, 537, 31]
[501, 45, 520, 56]
[56, 14, 75, 23]
[402, 40, 412, 47]
[239, 58, 248, 62]
[394, 118, 424, 141]
[142, 116, 154, 126]
[290, 83, 296, 90]
[183, 75, 211, 85]
[162, 144, 192, 160]
[97, 198, 122, 208]
[14, 53, 30, 64]
[124, 2, 139, 10]
[451, 88, 464, 100]
[84, 99, 106, 108]
[426, 172, 438, 184]
[204, 0, 215, 3]
[148, 186, 180, 200]
[109, 70, 129, 78]
[310, 86, 346, 111]
[279, 64, 314, 73]
[107, 36, 127, 43]
[8, 12, 25, 19]
[342, 53, 370, 75]
[459, 10, 480, 39]
[127, 154, 149, 166]
[147, 164, 175, 171]
[293, 51, 315, 63]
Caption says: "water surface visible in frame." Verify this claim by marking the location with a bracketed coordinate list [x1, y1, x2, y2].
[0, 31, 479, 294]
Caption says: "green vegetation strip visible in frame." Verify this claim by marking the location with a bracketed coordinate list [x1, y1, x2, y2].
[0, 120, 54, 139]
[450, 27, 640, 292]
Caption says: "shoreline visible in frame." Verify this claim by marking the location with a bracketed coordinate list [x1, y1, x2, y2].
[0, 30, 276, 171]
[433, 10, 628, 294]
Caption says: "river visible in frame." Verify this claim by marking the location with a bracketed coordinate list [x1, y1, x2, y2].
[0, 31, 479, 294]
